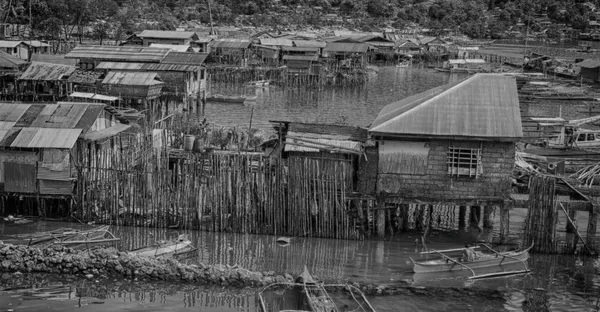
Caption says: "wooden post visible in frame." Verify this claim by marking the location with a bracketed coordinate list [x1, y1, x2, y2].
[586, 203, 598, 254]
[469, 205, 481, 229]
[483, 206, 494, 229]
[565, 202, 579, 254]
[458, 205, 466, 229]
[499, 203, 510, 244]
[376, 195, 385, 237]
[400, 203, 409, 231]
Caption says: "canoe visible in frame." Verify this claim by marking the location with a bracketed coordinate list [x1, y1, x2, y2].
[206, 94, 257, 103]
[1, 225, 113, 247]
[410, 245, 532, 274]
[55, 225, 120, 250]
[129, 234, 195, 258]
[257, 266, 376, 312]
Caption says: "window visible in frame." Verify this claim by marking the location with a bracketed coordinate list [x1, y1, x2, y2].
[588, 133, 595, 141]
[447, 147, 482, 178]
[577, 134, 586, 142]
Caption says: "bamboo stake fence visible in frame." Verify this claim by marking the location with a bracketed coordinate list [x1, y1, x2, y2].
[523, 175, 559, 253]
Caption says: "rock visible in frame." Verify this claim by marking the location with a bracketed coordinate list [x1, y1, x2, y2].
[85, 274, 94, 279]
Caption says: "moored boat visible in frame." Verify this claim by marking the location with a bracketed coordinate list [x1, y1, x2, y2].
[206, 94, 257, 103]
[257, 266, 376, 312]
[129, 234, 196, 259]
[0, 225, 114, 247]
[410, 244, 532, 276]
[55, 225, 120, 250]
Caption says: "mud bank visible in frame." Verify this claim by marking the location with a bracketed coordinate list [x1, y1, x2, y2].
[0, 243, 505, 300]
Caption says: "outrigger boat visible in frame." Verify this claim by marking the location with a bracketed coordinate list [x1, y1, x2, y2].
[0, 225, 118, 248]
[257, 266, 376, 312]
[129, 234, 196, 259]
[55, 225, 120, 250]
[206, 94, 257, 103]
[410, 244, 533, 280]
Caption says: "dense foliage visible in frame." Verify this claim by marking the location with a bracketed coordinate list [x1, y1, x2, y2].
[0, 0, 595, 39]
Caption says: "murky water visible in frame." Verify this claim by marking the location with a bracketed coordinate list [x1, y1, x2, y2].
[203, 66, 462, 133]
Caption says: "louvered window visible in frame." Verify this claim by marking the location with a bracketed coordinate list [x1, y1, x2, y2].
[447, 147, 482, 178]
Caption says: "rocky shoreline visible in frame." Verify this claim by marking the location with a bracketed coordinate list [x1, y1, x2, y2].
[0, 243, 505, 299]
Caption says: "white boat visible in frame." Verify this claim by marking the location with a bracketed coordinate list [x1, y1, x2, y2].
[410, 244, 532, 279]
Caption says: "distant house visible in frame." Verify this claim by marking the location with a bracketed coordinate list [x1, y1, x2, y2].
[0, 102, 130, 204]
[293, 40, 326, 55]
[101, 71, 164, 105]
[65, 45, 171, 70]
[323, 42, 369, 67]
[395, 39, 421, 55]
[282, 54, 321, 76]
[137, 30, 199, 46]
[352, 35, 396, 52]
[369, 74, 522, 206]
[24, 40, 51, 54]
[0, 51, 27, 101]
[0, 40, 29, 60]
[576, 59, 600, 82]
[192, 37, 213, 53]
[17, 62, 77, 101]
[209, 39, 252, 66]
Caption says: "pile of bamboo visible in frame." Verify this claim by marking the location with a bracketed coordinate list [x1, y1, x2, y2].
[570, 164, 600, 187]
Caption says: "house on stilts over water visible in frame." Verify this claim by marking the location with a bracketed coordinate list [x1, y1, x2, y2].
[369, 73, 523, 241]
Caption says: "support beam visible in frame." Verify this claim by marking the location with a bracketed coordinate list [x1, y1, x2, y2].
[458, 205, 466, 229]
[469, 206, 481, 230]
[483, 206, 494, 229]
[499, 203, 510, 244]
[586, 203, 598, 254]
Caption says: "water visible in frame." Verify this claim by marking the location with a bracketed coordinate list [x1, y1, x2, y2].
[203, 66, 461, 133]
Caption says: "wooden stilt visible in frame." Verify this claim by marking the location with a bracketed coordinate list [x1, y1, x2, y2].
[483, 206, 494, 229]
[586, 203, 598, 255]
[499, 203, 510, 244]
[400, 203, 409, 231]
[469, 205, 481, 229]
[565, 202, 579, 254]
[376, 196, 385, 238]
[458, 205, 466, 229]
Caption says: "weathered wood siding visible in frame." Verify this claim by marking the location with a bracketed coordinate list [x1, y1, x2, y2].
[377, 139, 515, 201]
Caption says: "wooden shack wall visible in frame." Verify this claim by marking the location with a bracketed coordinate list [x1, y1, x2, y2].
[377, 139, 515, 201]
[0, 150, 38, 192]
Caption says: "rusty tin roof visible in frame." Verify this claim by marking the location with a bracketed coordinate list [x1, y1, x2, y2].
[102, 71, 163, 86]
[65, 45, 170, 63]
[19, 62, 76, 81]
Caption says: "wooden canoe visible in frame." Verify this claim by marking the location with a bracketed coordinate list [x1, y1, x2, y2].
[129, 234, 195, 258]
[410, 245, 532, 274]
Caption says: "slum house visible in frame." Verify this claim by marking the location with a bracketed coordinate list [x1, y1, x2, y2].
[418, 36, 448, 53]
[194, 37, 213, 53]
[64, 45, 171, 70]
[0, 102, 130, 215]
[282, 55, 321, 77]
[323, 42, 369, 68]
[96, 52, 208, 107]
[25, 40, 51, 54]
[252, 44, 279, 66]
[0, 40, 29, 60]
[17, 62, 76, 102]
[369, 74, 522, 240]
[349, 35, 396, 62]
[208, 39, 252, 66]
[576, 59, 600, 83]
[67, 69, 105, 94]
[101, 71, 164, 108]
[137, 30, 199, 47]
[0, 50, 27, 101]
[395, 39, 421, 56]
[121, 33, 144, 46]
[293, 40, 327, 56]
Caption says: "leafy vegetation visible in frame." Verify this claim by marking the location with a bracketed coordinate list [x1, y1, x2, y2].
[0, 0, 594, 40]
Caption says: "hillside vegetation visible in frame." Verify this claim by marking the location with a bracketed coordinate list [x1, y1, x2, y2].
[0, 0, 594, 39]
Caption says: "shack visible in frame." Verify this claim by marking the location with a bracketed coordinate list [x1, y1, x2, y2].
[209, 39, 252, 66]
[395, 39, 421, 55]
[323, 42, 369, 68]
[282, 55, 320, 76]
[0, 40, 29, 60]
[576, 59, 600, 83]
[65, 46, 171, 70]
[0, 102, 130, 214]
[137, 30, 199, 46]
[101, 71, 164, 107]
[369, 74, 522, 239]
[0, 50, 26, 101]
[17, 62, 76, 102]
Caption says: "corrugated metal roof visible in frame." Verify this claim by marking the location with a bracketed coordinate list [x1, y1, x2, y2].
[0, 50, 26, 68]
[0, 102, 106, 133]
[282, 46, 320, 53]
[65, 45, 170, 63]
[449, 59, 486, 64]
[82, 124, 131, 141]
[162, 52, 208, 65]
[149, 44, 192, 52]
[259, 38, 294, 46]
[293, 40, 326, 48]
[102, 71, 163, 86]
[194, 37, 213, 43]
[370, 74, 523, 141]
[30, 54, 77, 66]
[11, 128, 82, 148]
[576, 59, 600, 68]
[67, 69, 104, 84]
[97, 61, 199, 72]
[18, 62, 76, 81]
[283, 55, 319, 61]
[210, 39, 251, 49]
[324, 42, 369, 53]
[69, 92, 119, 101]
[0, 40, 26, 48]
[138, 30, 197, 39]
[24, 40, 50, 47]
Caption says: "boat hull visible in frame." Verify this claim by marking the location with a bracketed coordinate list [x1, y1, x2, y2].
[130, 240, 193, 258]
[412, 250, 530, 273]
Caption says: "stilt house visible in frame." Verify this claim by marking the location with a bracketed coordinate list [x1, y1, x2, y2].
[17, 62, 76, 101]
[369, 74, 522, 206]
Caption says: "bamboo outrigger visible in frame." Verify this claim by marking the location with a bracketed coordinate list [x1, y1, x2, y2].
[257, 266, 376, 312]
[410, 244, 533, 280]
